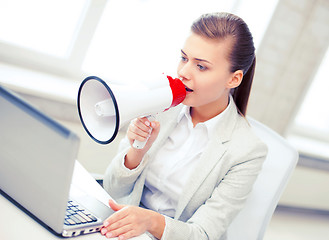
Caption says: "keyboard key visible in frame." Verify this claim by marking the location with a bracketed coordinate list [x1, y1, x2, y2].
[65, 199, 98, 226]
[70, 215, 82, 224]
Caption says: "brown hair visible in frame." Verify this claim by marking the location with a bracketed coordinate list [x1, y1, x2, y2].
[191, 12, 256, 116]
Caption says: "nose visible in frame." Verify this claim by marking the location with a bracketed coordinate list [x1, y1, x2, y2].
[177, 62, 191, 81]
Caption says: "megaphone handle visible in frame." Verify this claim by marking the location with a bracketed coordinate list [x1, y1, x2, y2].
[132, 115, 156, 149]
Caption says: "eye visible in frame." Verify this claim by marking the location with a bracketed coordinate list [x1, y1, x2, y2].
[181, 56, 188, 62]
[197, 64, 207, 71]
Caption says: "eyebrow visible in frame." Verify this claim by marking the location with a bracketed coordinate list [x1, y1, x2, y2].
[181, 50, 213, 65]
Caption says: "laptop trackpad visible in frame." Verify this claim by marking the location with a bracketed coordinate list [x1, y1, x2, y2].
[76, 195, 115, 220]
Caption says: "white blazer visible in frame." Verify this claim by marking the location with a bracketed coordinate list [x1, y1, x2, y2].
[104, 99, 268, 240]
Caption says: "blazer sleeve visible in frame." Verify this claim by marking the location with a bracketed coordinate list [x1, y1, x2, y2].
[161, 134, 268, 240]
[103, 137, 149, 204]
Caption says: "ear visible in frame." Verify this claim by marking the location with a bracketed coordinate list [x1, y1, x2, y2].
[227, 70, 243, 89]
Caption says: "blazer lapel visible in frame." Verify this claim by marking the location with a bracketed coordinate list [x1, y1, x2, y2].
[175, 138, 227, 219]
[175, 99, 239, 219]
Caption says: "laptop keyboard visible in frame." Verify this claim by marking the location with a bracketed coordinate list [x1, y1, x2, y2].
[64, 200, 98, 226]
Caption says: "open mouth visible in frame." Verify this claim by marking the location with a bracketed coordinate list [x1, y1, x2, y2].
[185, 86, 193, 92]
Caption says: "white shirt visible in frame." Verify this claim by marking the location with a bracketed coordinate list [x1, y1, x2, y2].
[140, 100, 231, 218]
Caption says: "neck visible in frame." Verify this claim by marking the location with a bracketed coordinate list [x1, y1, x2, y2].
[190, 97, 229, 127]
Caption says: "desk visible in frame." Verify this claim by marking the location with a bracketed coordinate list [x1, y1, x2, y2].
[0, 161, 151, 240]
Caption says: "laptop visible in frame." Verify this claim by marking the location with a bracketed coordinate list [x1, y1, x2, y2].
[0, 85, 114, 237]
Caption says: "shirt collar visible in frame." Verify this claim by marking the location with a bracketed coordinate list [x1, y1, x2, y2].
[177, 105, 190, 123]
[176, 95, 233, 139]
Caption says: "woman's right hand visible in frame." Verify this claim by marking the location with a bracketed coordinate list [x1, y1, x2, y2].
[124, 117, 160, 169]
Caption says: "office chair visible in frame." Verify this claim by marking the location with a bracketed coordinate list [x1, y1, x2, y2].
[227, 117, 299, 240]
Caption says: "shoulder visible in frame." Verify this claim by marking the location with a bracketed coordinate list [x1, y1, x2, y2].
[228, 114, 268, 163]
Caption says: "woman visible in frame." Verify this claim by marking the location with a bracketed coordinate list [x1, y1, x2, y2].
[102, 12, 268, 240]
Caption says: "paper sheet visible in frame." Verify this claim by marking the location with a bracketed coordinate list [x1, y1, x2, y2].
[70, 160, 112, 207]
[69, 161, 151, 240]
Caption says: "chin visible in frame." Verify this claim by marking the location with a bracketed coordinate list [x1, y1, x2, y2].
[182, 98, 191, 106]
[182, 101, 195, 107]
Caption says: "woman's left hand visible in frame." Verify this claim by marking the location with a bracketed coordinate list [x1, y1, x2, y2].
[101, 200, 165, 240]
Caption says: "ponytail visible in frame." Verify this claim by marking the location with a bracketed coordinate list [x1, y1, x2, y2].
[231, 57, 256, 116]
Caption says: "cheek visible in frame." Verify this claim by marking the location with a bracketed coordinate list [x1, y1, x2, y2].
[201, 84, 224, 98]
[198, 75, 227, 94]
[196, 77, 228, 100]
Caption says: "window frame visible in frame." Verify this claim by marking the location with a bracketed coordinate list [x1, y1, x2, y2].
[0, 0, 107, 80]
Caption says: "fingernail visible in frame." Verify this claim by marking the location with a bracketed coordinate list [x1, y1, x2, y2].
[103, 221, 109, 227]
[101, 228, 107, 235]
[145, 121, 150, 126]
[106, 232, 113, 238]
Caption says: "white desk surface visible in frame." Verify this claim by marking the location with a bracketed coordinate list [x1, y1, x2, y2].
[0, 161, 150, 240]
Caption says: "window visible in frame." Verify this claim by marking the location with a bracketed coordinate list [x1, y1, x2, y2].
[82, 0, 236, 84]
[294, 48, 329, 137]
[0, 0, 106, 79]
[82, 0, 279, 84]
[287, 47, 329, 158]
[0, 0, 278, 83]
[0, 0, 88, 57]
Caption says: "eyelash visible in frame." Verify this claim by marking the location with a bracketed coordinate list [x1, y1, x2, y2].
[197, 64, 207, 71]
[181, 56, 188, 62]
[180, 56, 207, 71]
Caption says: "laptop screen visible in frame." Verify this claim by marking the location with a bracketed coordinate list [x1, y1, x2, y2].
[0, 86, 80, 234]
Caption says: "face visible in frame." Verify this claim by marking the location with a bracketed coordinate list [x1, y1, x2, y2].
[177, 32, 242, 112]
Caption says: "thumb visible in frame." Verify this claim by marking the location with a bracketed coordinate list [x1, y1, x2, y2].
[108, 199, 125, 211]
[149, 121, 160, 136]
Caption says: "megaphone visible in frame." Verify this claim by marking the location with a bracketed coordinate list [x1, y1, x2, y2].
[77, 75, 186, 148]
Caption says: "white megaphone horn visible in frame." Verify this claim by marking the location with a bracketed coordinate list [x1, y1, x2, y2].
[77, 75, 186, 149]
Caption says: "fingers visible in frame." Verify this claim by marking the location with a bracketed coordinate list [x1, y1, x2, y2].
[101, 205, 150, 239]
[105, 201, 128, 227]
[102, 219, 134, 239]
[101, 219, 130, 238]
[102, 209, 129, 238]
[128, 117, 152, 143]
[102, 224, 136, 240]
